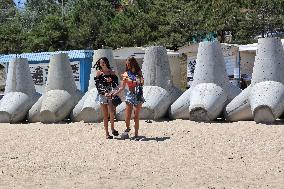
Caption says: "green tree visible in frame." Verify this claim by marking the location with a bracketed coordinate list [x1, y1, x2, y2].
[0, 0, 25, 54]
[0, 0, 15, 9]
[103, 0, 198, 49]
[152, 0, 199, 48]
[22, 0, 61, 30]
[235, 0, 284, 43]
[189, 0, 244, 43]
[0, 20, 26, 54]
[102, 1, 152, 48]
[20, 0, 70, 52]
[26, 15, 69, 52]
[2, 0, 284, 53]
[66, 0, 115, 49]
[0, 0, 16, 27]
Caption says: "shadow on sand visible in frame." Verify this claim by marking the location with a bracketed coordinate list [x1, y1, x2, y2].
[115, 136, 170, 142]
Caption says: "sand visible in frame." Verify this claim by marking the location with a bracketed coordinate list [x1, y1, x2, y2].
[0, 120, 283, 189]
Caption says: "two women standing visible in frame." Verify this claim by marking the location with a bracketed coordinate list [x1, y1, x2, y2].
[94, 57, 144, 140]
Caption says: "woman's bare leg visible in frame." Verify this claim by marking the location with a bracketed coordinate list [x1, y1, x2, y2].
[125, 102, 133, 131]
[108, 100, 115, 131]
[134, 103, 142, 137]
[100, 104, 110, 138]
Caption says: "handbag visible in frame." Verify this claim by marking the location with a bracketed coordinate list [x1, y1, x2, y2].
[136, 84, 143, 101]
[112, 95, 122, 107]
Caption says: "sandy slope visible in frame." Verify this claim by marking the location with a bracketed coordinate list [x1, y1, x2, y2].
[0, 120, 283, 189]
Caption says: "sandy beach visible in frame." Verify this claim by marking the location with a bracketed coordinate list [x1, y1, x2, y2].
[0, 120, 283, 189]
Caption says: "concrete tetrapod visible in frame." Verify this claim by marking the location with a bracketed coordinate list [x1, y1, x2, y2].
[28, 53, 83, 123]
[170, 41, 241, 121]
[0, 58, 40, 123]
[71, 49, 119, 122]
[225, 37, 284, 123]
[116, 46, 182, 120]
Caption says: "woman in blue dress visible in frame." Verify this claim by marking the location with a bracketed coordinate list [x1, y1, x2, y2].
[114, 57, 145, 140]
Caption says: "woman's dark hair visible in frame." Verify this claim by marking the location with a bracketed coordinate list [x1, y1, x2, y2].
[125, 57, 141, 76]
[93, 57, 111, 70]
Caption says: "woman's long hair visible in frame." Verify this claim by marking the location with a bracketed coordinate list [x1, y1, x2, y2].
[125, 57, 142, 76]
[93, 57, 111, 70]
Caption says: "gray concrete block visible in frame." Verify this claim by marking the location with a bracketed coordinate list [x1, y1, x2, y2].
[225, 86, 253, 121]
[0, 92, 30, 123]
[28, 95, 44, 122]
[171, 41, 240, 121]
[226, 83, 242, 102]
[39, 90, 74, 123]
[142, 46, 173, 91]
[0, 58, 39, 123]
[115, 86, 176, 120]
[71, 88, 103, 122]
[29, 53, 81, 123]
[251, 38, 284, 84]
[225, 37, 284, 123]
[5, 58, 36, 96]
[45, 53, 77, 94]
[169, 89, 191, 119]
[189, 83, 227, 121]
[191, 41, 229, 89]
[115, 102, 128, 121]
[249, 81, 284, 123]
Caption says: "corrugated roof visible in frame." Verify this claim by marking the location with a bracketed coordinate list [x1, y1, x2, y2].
[0, 50, 93, 63]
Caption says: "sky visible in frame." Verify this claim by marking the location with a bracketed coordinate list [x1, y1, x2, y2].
[13, 0, 26, 8]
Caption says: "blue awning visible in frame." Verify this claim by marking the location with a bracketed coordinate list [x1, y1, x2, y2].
[0, 50, 93, 63]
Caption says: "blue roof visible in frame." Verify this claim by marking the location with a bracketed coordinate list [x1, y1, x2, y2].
[0, 50, 94, 63]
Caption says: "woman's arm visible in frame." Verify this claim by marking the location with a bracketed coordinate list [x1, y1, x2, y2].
[113, 72, 127, 96]
[96, 70, 102, 77]
[137, 71, 144, 85]
[113, 80, 126, 96]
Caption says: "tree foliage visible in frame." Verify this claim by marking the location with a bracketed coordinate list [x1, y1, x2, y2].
[235, 0, 284, 43]
[66, 0, 115, 49]
[1, 0, 284, 54]
[0, 0, 24, 54]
